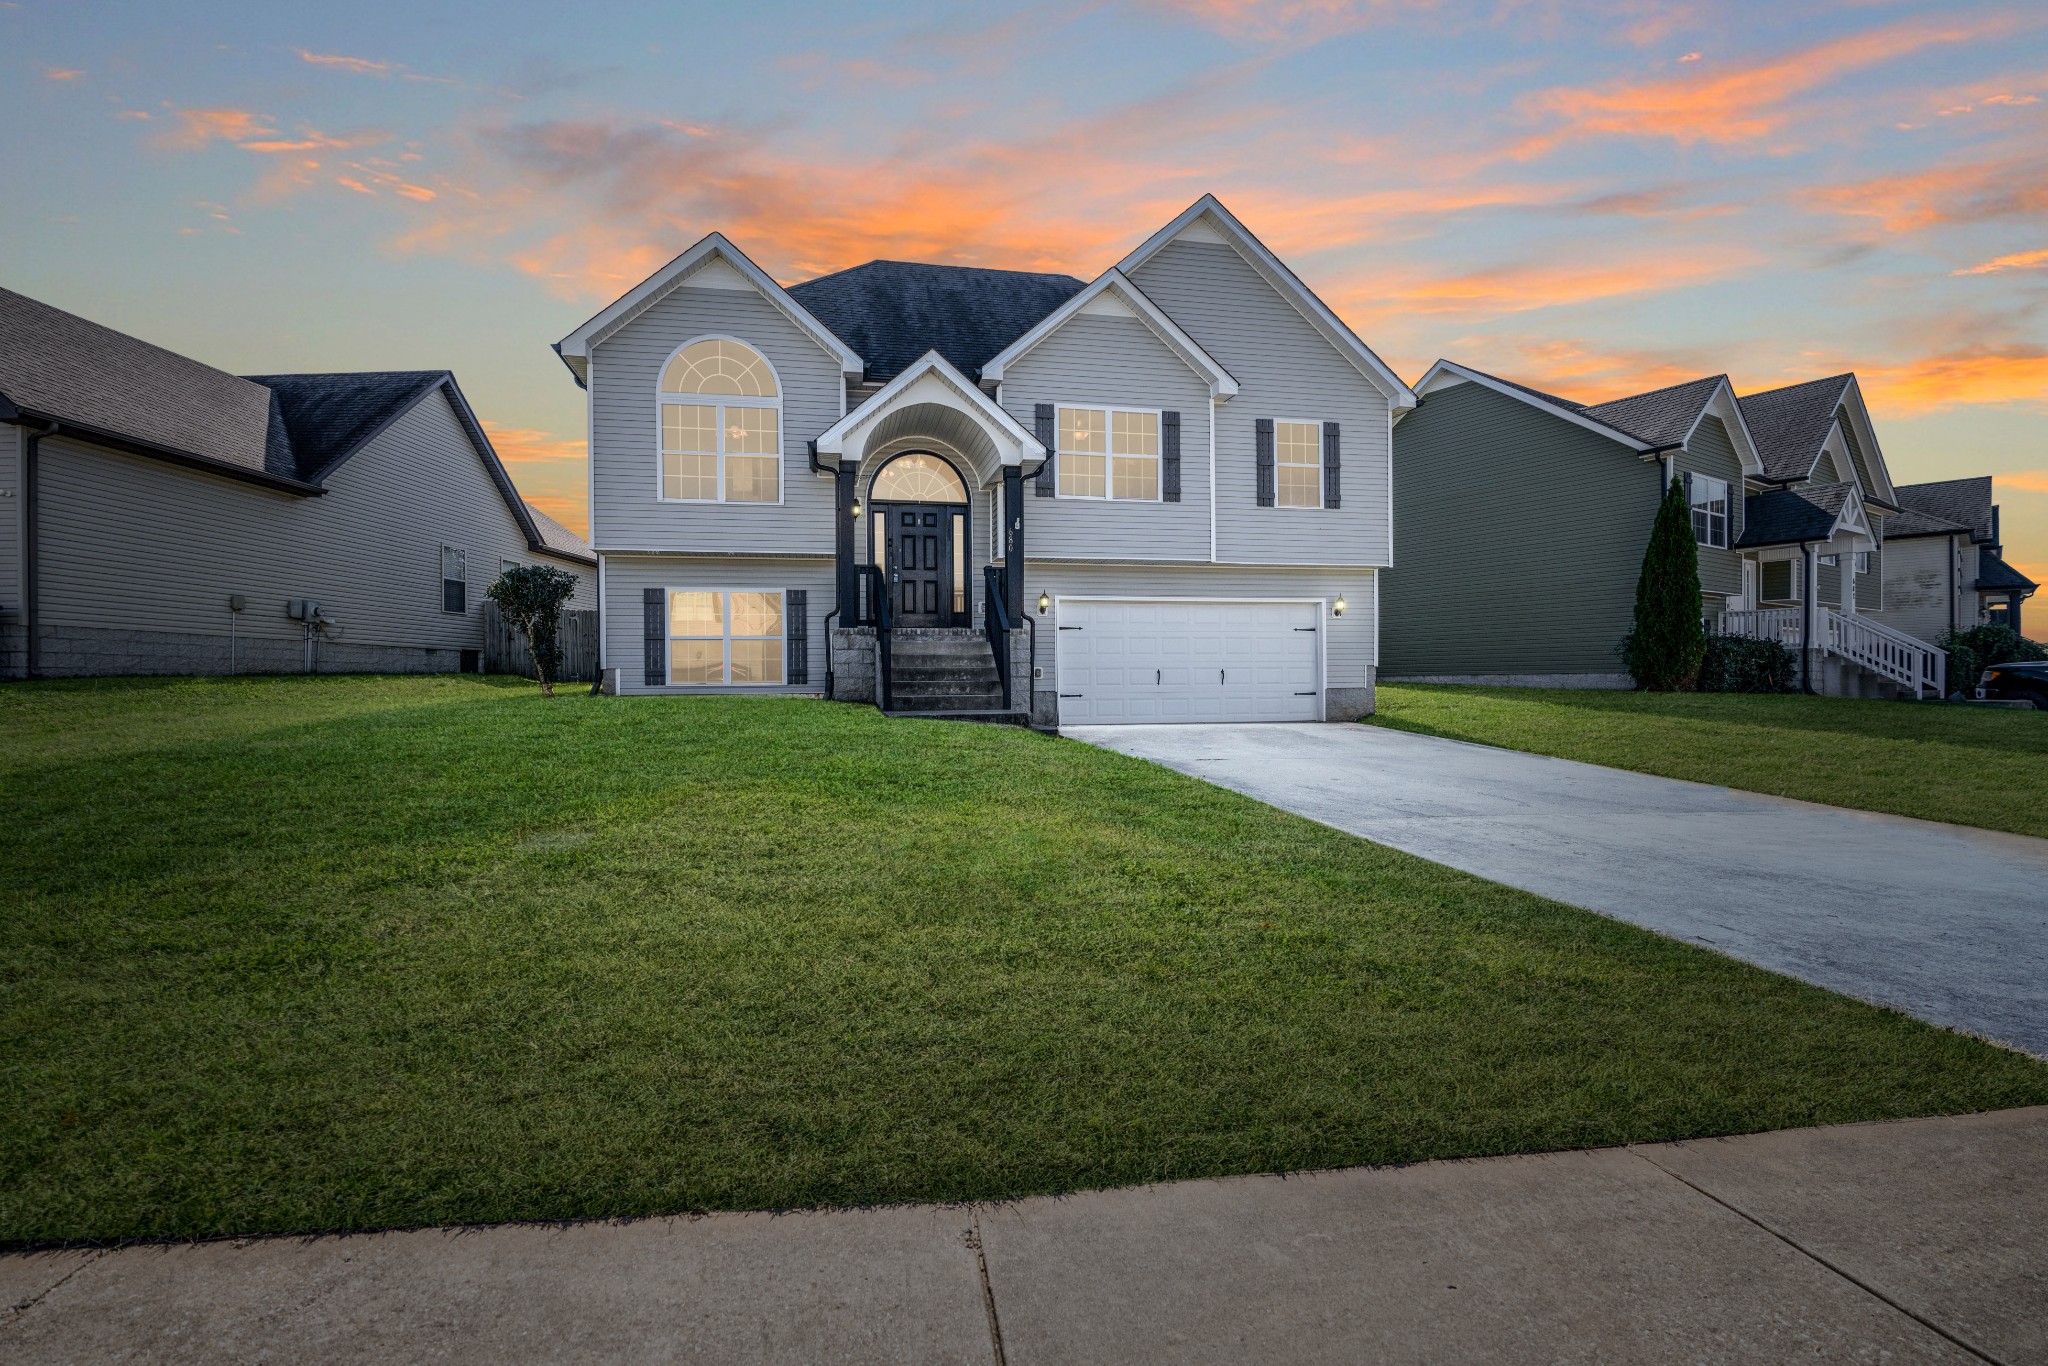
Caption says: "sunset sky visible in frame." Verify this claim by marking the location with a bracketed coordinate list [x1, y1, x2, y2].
[4, 0, 2045, 583]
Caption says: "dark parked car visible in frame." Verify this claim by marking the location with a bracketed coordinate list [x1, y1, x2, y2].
[1977, 661, 2048, 708]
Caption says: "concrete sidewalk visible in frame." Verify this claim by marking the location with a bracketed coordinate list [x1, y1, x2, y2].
[5, 1107, 2042, 1364]
[1067, 722, 2048, 1057]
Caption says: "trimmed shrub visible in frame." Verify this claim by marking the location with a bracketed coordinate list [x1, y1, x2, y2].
[1622, 476, 1707, 690]
[1698, 633, 1798, 693]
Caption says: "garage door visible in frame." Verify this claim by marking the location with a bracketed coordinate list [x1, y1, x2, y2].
[1054, 599, 1322, 723]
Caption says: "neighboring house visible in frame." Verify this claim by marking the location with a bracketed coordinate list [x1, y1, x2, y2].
[1382, 362, 1765, 689]
[1873, 476, 2036, 644]
[1383, 364, 1949, 698]
[554, 195, 1413, 725]
[0, 286, 592, 680]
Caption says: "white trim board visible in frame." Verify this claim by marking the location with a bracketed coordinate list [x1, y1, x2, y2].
[1116, 196, 1415, 411]
[815, 349, 1043, 470]
[981, 268, 1239, 400]
[553, 233, 862, 387]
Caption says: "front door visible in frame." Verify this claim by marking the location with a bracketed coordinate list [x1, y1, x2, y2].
[882, 503, 950, 624]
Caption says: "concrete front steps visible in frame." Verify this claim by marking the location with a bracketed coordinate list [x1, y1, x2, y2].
[882, 628, 1027, 724]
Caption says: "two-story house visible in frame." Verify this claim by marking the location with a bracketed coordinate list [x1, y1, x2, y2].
[1871, 476, 2036, 646]
[1381, 363, 1950, 697]
[554, 196, 1414, 726]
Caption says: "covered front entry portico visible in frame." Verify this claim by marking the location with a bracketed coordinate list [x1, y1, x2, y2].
[811, 350, 1045, 716]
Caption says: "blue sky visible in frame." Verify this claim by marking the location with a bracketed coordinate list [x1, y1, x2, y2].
[4, 0, 2045, 579]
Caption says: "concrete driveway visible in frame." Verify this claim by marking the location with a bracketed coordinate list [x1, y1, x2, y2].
[1066, 723, 2048, 1057]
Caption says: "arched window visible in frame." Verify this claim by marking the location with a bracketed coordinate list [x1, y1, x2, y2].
[659, 338, 781, 503]
[870, 452, 967, 503]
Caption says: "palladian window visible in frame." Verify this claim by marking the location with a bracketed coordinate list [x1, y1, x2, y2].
[659, 338, 781, 503]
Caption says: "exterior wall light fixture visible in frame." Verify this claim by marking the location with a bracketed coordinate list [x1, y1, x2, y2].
[851, 498, 863, 518]
[1333, 595, 1347, 616]
[1038, 592, 1051, 615]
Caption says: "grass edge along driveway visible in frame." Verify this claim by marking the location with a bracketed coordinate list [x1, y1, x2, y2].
[1370, 684, 2048, 840]
[4, 675, 2045, 1246]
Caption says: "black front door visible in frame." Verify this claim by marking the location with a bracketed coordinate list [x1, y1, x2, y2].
[884, 504, 950, 624]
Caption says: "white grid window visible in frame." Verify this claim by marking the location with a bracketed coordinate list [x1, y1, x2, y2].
[1275, 420, 1322, 508]
[1689, 474, 1729, 549]
[441, 546, 466, 614]
[669, 590, 784, 685]
[1057, 406, 1159, 501]
[659, 339, 781, 504]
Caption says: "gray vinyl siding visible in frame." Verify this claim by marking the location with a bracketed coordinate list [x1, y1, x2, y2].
[1817, 555, 1842, 607]
[1381, 379, 1655, 677]
[998, 314, 1213, 562]
[0, 423, 20, 674]
[1127, 240, 1391, 565]
[1837, 413, 1878, 494]
[1675, 415, 1743, 597]
[599, 553, 832, 695]
[588, 282, 842, 555]
[1855, 536, 1883, 611]
[1029, 561, 1376, 692]
[1812, 448, 1841, 482]
[33, 390, 589, 657]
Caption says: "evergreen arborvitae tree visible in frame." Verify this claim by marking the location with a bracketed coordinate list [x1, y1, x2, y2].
[1627, 474, 1708, 690]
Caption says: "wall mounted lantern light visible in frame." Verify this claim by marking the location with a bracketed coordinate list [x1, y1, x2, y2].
[1038, 592, 1051, 615]
[1333, 595, 1347, 616]
[850, 497, 863, 519]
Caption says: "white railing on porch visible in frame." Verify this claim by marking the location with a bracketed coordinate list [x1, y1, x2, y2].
[1710, 607, 1945, 698]
[1714, 608, 1801, 647]
[1824, 609, 1945, 698]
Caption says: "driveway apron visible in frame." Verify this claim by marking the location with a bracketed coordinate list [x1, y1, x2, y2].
[1065, 723, 2048, 1058]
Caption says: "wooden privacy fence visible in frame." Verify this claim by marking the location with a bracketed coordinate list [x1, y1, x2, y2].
[483, 602, 598, 682]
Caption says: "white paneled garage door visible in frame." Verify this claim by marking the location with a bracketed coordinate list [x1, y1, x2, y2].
[1055, 598, 1322, 724]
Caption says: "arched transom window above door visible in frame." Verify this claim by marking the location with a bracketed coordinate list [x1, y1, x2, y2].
[870, 452, 967, 503]
[659, 338, 782, 503]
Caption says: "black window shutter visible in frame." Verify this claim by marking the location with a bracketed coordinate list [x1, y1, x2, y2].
[1255, 418, 1275, 507]
[1034, 403, 1056, 497]
[787, 588, 809, 685]
[643, 587, 665, 687]
[1161, 410, 1181, 502]
[1322, 421, 1341, 510]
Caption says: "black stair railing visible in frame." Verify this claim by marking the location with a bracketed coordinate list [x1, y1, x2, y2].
[858, 563, 893, 711]
[983, 564, 1014, 712]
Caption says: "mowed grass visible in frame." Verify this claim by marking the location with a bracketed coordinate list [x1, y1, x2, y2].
[4, 676, 2045, 1247]
[1372, 684, 2048, 839]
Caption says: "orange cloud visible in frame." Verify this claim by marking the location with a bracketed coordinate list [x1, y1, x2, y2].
[43, 66, 84, 81]
[1363, 246, 1757, 317]
[1998, 471, 2048, 494]
[1807, 155, 2048, 233]
[1422, 335, 1719, 405]
[485, 423, 585, 469]
[521, 494, 588, 539]
[155, 107, 276, 150]
[1954, 247, 2048, 276]
[1145, 0, 1418, 42]
[1514, 15, 2018, 155]
[1856, 348, 2048, 416]
[297, 50, 395, 76]
[486, 423, 588, 537]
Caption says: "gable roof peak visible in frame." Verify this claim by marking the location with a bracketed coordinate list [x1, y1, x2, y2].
[979, 267, 1238, 397]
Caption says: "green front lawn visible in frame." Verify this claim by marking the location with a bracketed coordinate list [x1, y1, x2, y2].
[1371, 685, 2048, 839]
[5, 676, 2044, 1246]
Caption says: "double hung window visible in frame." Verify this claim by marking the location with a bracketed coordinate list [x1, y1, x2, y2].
[1689, 474, 1729, 549]
[1274, 420, 1322, 508]
[669, 590, 784, 685]
[659, 339, 781, 503]
[1056, 406, 1159, 500]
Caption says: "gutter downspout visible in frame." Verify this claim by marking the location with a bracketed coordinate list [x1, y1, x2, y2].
[21, 419, 56, 680]
[1799, 540, 1817, 694]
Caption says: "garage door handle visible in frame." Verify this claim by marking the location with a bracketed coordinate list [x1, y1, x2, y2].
[1295, 691, 1316, 696]
[1294, 626, 1317, 631]
[1220, 670, 1226, 683]
[1058, 625, 1082, 631]
[1059, 693, 1083, 698]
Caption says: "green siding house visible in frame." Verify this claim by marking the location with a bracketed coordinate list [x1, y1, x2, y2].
[1384, 363, 1953, 699]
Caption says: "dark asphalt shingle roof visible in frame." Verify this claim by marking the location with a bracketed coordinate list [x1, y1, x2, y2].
[0, 284, 282, 477]
[787, 260, 1086, 383]
[1895, 477, 1994, 542]
[1976, 550, 2037, 593]
[1579, 375, 1727, 449]
[1737, 374, 1854, 481]
[1882, 505, 1975, 539]
[1737, 481, 1856, 548]
[245, 371, 447, 482]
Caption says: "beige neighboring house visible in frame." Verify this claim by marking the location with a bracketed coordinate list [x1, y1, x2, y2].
[0, 286, 593, 680]
[1870, 476, 2036, 648]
